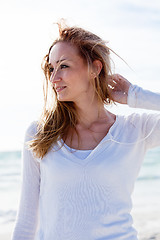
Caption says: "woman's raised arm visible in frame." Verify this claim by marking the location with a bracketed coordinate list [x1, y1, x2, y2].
[108, 74, 160, 149]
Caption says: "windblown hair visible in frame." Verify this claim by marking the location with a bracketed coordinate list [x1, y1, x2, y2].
[28, 21, 115, 159]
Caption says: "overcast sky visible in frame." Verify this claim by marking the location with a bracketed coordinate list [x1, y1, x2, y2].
[0, 0, 160, 151]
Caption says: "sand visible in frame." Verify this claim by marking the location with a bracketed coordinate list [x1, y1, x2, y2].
[0, 233, 11, 240]
[132, 208, 160, 240]
[0, 222, 13, 240]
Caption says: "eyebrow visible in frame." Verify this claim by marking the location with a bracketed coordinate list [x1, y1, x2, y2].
[48, 58, 71, 66]
[56, 58, 67, 63]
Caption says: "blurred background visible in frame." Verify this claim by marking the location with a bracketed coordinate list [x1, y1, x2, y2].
[0, 0, 160, 239]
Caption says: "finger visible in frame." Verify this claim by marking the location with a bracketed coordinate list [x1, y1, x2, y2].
[108, 76, 118, 85]
[109, 75, 122, 84]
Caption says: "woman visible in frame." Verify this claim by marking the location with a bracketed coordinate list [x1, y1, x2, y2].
[12, 22, 160, 240]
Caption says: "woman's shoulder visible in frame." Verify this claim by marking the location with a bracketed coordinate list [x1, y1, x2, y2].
[119, 111, 150, 121]
[24, 121, 39, 141]
[117, 112, 152, 128]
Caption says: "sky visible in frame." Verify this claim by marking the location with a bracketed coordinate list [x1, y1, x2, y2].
[0, 0, 160, 151]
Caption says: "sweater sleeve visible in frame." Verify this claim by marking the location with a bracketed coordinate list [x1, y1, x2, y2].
[127, 84, 160, 111]
[11, 122, 40, 240]
[127, 85, 160, 149]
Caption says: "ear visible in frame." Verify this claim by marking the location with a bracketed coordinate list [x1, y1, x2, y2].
[92, 60, 103, 77]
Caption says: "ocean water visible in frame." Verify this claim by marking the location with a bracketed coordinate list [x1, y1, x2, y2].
[0, 151, 21, 226]
[0, 148, 160, 227]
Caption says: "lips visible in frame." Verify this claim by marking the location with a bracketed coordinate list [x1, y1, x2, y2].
[55, 86, 66, 92]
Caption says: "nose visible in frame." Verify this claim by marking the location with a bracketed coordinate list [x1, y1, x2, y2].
[50, 71, 62, 85]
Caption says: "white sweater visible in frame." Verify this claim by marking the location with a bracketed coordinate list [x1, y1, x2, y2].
[11, 85, 160, 240]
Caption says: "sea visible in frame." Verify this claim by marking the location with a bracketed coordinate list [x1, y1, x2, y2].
[0, 148, 160, 233]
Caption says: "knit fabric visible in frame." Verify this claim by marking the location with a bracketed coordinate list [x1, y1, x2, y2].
[11, 85, 160, 240]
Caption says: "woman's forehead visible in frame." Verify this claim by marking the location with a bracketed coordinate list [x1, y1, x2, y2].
[49, 42, 80, 64]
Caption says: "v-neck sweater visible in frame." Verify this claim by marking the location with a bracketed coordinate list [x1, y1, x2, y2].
[11, 85, 160, 240]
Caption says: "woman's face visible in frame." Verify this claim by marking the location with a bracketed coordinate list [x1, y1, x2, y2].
[48, 42, 95, 103]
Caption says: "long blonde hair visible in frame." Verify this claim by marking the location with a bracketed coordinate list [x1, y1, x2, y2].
[28, 22, 114, 159]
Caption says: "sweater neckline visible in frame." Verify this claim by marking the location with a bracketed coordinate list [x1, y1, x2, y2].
[57, 115, 121, 166]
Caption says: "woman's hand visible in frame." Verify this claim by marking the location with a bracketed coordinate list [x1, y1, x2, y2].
[107, 74, 132, 104]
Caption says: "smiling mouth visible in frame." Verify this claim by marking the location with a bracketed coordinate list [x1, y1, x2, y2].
[56, 86, 67, 92]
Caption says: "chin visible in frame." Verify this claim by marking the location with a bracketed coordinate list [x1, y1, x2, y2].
[57, 96, 72, 102]
[57, 93, 74, 102]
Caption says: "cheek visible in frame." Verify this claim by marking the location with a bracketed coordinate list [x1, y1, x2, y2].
[81, 73, 92, 88]
[62, 70, 75, 82]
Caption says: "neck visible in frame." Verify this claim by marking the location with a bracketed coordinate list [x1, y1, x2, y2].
[74, 96, 110, 129]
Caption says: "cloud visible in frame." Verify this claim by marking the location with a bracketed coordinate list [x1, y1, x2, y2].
[117, 1, 160, 29]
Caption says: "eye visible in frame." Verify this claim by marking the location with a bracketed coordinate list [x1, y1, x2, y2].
[60, 64, 68, 69]
[49, 67, 54, 73]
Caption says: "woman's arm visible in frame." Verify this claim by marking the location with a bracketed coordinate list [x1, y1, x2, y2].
[108, 74, 160, 149]
[108, 74, 160, 111]
[127, 83, 160, 149]
[11, 122, 40, 240]
[127, 84, 160, 111]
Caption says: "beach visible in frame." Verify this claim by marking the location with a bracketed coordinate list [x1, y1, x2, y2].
[0, 222, 14, 240]
[132, 207, 160, 240]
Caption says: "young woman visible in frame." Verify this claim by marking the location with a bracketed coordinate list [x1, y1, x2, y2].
[12, 23, 160, 240]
